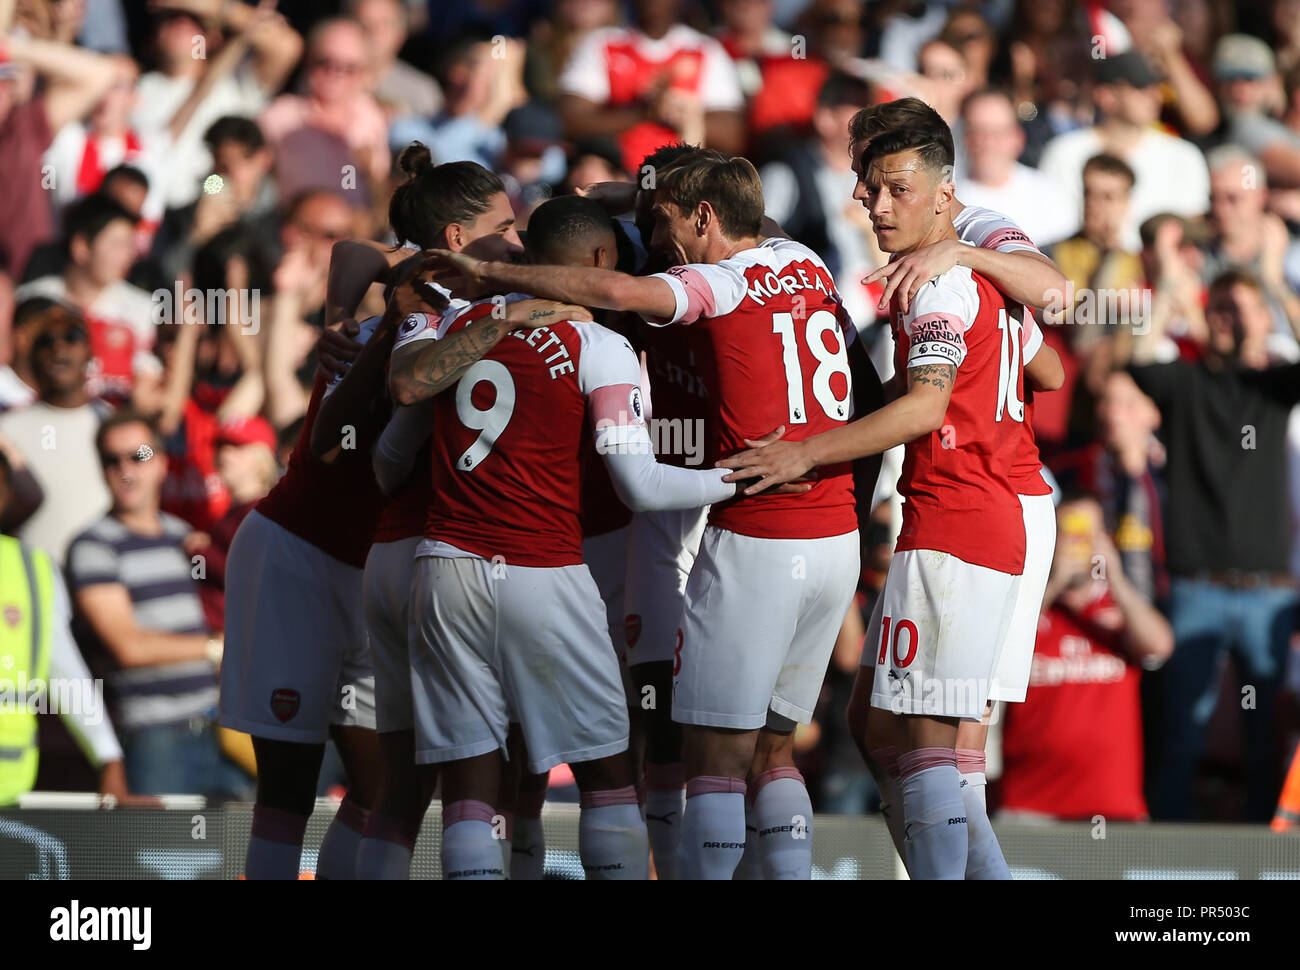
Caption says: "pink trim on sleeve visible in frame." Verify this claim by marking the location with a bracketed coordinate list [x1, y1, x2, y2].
[981, 226, 1041, 254]
[662, 266, 717, 324]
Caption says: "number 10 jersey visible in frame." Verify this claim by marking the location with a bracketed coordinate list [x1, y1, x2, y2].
[888, 264, 1028, 574]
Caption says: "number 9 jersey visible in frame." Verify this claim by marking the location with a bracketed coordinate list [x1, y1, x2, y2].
[648, 236, 859, 541]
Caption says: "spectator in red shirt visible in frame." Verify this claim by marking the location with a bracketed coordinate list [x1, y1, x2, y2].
[1000, 496, 1174, 821]
[0, 33, 116, 280]
[194, 416, 280, 632]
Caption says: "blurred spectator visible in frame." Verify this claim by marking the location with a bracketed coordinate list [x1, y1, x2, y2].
[1273, 0, 1300, 76]
[0, 32, 117, 280]
[67, 409, 246, 798]
[1039, 50, 1210, 249]
[349, 0, 442, 120]
[389, 32, 526, 169]
[940, 8, 996, 92]
[1048, 154, 1145, 375]
[1131, 271, 1300, 820]
[1129, 211, 1209, 360]
[16, 194, 160, 406]
[1199, 146, 1300, 357]
[715, 0, 792, 101]
[526, 0, 618, 106]
[759, 72, 880, 329]
[557, 0, 744, 173]
[194, 414, 279, 631]
[0, 301, 112, 562]
[1119, 0, 1219, 138]
[716, 0, 829, 144]
[132, 2, 301, 211]
[41, 54, 170, 233]
[1213, 34, 1300, 189]
[999, 0, 1093, 163]
[562, 137, 630, 193]
[916, 37, 973, 133]
[0, 447, 132, 808]
[260, 17, 390, 199]
[875, 0, 947, 72]
[999, 496, 1174, 821]
[499, 101, 567, 217]
[959, 88, 1076, 248]
[150, 115, 280, 285]
[0, 297, 46, 411]
[1045, 154, 1146, 415]
[263, 190, 352, 428]
[1055, 371, 1169, 605]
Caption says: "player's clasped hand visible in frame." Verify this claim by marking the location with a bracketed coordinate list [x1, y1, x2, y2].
[316, 318, 363, 379]
[862, 237, 962, 313]
[717, 425, 817, 496]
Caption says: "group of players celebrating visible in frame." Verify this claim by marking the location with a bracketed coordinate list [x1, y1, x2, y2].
[215, 95, 1069, 881]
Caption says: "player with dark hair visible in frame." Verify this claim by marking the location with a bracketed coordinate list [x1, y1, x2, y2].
[717, 125, 1043, 880]
[426, 148, 884, 880]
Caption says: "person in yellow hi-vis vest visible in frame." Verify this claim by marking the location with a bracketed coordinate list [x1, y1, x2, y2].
[0, 449, 131, 806]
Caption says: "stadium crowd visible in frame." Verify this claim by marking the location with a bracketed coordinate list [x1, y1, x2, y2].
[0, 0, 1298, 837]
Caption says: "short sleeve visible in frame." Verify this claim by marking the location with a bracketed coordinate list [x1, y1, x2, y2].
[647, 262, 748, 326]
[66, 535, 121, 589]
[389, 311, 442, 356]
[577, 323, 642, 395]
[957, 206, 1042, 255]
[902, 271, 978, 370]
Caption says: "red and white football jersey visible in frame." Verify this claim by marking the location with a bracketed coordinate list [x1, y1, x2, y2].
[954, 205, 1053, 497]
[650, 237, 858, 540]
[558, 24, 743, 172]
[420, 303, 648, 568]
[256, 371, 386, 568]
[889, 265, 1028, 574]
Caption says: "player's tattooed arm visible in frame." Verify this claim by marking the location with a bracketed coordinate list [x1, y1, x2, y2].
[389, 315, 514, 406]
[719, 361, 956, 494]
[908, 363, 955, 392]
[388, 299, 593, 405]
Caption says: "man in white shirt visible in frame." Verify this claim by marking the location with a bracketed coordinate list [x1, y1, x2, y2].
[0, 303, 111, 564]
[1038, 51, 1209, 250]
[131, 3, 301, 210]
[959, 88, 1076, 249]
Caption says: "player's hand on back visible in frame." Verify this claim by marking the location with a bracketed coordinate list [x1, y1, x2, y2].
[717, 425, 817, 496]
[862, 237, 962, 313]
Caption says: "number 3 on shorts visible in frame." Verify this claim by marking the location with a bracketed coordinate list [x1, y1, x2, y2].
[876, 615, 919, 668]
[672, 629, 684, 676]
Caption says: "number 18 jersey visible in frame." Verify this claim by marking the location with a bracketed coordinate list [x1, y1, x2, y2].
[649, 237, 858, 540]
